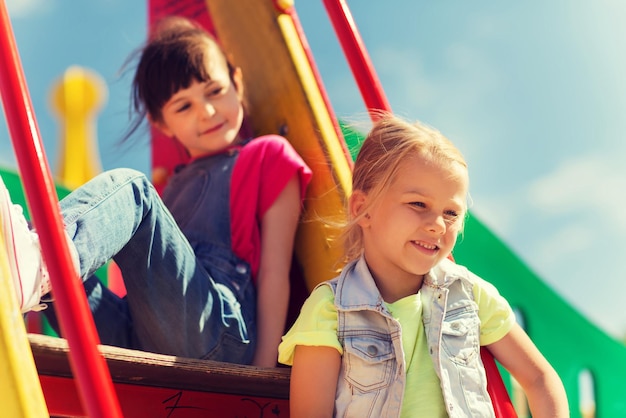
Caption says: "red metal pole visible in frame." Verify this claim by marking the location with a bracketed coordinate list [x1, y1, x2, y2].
[482, 349, 519, 417]
[321, 1, 517, 416]
[0, 2, 122, 417]
[321, 0, 392, 118]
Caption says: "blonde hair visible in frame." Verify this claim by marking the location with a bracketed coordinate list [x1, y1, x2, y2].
[342, 113, 468, 264]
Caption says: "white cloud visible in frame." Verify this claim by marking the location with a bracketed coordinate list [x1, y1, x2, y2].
[371, 40, 502, 115]
[0, 155, 16, 168]
[370, 46, 435, 110]
[533, 223, 593, 267]
[6, 0, 51, 17]
[469, 192, 520, 239]
[528, 155, 626, 232]
[470, 152, 626, 338]
[473, 152, 626, 239]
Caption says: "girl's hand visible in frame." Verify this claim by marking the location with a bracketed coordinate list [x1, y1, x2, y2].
[290, 345, 340, 417]
[487, 323, 569, 417]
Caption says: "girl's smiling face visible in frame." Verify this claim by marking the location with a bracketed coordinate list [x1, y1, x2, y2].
[155, 48, 245, 157]
[353, 155, 468, 301]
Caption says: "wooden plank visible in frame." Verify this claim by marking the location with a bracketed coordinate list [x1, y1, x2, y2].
[31, 334, 291, 417]
[30, 333, 290, 399]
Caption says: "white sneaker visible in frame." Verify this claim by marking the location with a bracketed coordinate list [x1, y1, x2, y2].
[0, 178, 51, 313]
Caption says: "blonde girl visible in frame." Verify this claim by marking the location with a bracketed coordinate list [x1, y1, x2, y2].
[279, 114, 568, 417]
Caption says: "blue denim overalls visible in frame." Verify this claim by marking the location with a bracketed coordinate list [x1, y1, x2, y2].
[45, 148, 256, 363]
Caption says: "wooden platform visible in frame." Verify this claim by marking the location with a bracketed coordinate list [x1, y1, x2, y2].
[30, 333, 290, 417]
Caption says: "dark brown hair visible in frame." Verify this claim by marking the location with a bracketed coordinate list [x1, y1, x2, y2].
[123, 16, 236, 141]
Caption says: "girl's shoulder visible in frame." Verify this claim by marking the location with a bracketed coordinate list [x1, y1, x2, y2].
[434, 258, 491, 287]
[431, 258, 505, 301]
[243, 134, 292, 151]
[238, 134, 311, 175]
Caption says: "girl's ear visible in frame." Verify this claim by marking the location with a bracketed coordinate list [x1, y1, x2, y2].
[150, 116, 174, 138]
[232, 67, 244, 101]
[349, 190, 371, 228]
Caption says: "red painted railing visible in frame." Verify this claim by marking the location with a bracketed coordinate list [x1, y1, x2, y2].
[0, 1, 122, 416]
[321, 0, 392, 118]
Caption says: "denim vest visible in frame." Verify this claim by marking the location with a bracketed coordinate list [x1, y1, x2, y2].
[161, 147, 257, 363]
[324, 256, 494, 418]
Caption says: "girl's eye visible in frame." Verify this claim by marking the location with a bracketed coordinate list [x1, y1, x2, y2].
[207, 87, 224, 97]
[175, 103, 190, 113]
[444, 210, 460, 224]
[410, 201, 426, 208]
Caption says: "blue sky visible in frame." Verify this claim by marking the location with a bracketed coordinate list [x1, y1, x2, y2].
[2, 1, 626, 339]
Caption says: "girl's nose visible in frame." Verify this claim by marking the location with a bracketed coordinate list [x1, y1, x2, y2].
[426, 214, 446, 235]
[201, 101, 216, 118]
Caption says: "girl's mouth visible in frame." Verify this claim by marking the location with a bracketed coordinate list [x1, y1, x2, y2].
[201, 122, 225, 135]
[412, 240, 439, 253]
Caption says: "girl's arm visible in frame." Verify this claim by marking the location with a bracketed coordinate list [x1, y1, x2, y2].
[252, 175, 301, 367]
[487, 323, 569, 417]
[291, 345, 341, 417]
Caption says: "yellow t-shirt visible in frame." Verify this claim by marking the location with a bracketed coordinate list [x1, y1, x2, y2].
[279, 278, 515, 417]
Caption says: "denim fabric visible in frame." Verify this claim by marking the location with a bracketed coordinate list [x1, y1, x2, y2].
[329, 259, 404, 417]
[422, 259, 494, 417]
[46, 165, 255, 363]
[325, 256, 493, 418]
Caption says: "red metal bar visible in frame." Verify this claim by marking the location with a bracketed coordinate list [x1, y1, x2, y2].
[321, 0, 391, 118]
[482, 349, 519, 417]
[321, 1, 517, 416]
[0, 2, 122, 417]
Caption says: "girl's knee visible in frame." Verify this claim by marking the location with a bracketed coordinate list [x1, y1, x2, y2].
[106, 168, 146, 182]
[103, 168, 152, 190]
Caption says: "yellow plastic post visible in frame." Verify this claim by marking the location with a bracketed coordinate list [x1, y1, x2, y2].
[0, 229, 49, 416]
[49, 66, 126, 294]
[50, 65, 107, 190]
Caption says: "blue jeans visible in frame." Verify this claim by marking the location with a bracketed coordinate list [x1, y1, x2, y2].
[45, 168, 256, 363]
